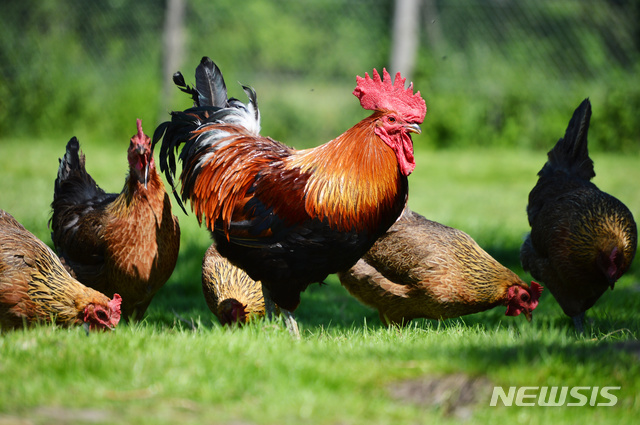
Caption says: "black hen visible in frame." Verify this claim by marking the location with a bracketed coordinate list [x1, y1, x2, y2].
[520, 99, 637, 332]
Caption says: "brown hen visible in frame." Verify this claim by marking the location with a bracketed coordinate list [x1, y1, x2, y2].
[339, 208, 542, 326]
[0, 209, 121, 331]
[50, 120, 181, 320]
[520, 99, 637, 332]
[202, 243, 270, 326]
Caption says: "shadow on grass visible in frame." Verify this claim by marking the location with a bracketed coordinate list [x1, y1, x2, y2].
[132, 232, 640, 344]
[142, 238, 212, 327]
[296, 276, 385, 329]
[430, 336, 640, 385]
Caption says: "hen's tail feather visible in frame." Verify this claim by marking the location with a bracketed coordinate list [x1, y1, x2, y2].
[55, 137, 82, 188]
[50, 137, 110, 231]
[542, 98, 595, 181]
[53, 137, 103, 202]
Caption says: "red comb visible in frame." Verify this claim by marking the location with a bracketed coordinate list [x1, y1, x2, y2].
[109, 293, 122, 325]
[530, 281, 544, 301]
[353, 68, 426, 123]
[135, 119, 145, 141]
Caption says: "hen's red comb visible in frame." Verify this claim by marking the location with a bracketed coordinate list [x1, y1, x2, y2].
[108, 293, 122, 327]
[530, 281, 544, 301]
[135, 118, 145, 141]
[109, 293, 122, 313]
[353, 68, 426, 123]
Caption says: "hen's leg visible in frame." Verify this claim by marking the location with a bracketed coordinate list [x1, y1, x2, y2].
[262, 285, 277, 319]
[572, 312, 585, 334]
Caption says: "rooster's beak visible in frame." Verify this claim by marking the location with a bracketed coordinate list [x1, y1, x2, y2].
[524, 310, 532, 322]
[405, 123, 422, 134]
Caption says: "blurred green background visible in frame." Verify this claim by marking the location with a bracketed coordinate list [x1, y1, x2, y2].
[0, 0, 638, 152]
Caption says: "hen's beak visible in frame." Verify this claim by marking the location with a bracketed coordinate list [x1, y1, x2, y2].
[144, 163, 149, 190]
[137, 146, 150, 189]
[405, 123, 422, 134]
[524, 310, 532, 322]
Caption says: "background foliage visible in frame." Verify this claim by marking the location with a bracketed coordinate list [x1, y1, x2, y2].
[0, 0, 638, 151]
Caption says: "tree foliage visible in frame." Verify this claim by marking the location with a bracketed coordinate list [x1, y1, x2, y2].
[0, 0, 637, 151]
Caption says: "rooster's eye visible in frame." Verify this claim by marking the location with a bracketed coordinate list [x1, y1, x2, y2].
[96, 310, 109, 321]
[388, 117, 396, 123]
[520, 293, 530, 302]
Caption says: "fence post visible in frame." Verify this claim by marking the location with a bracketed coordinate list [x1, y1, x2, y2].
[390, 0, 421, 81]
[160, 0, 186, 121]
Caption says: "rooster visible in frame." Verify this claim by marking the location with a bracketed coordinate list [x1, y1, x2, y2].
[50, 119, 181, 320]
[338, 208, 543, 325]
[0, 209, 121, 331]
[202, 243, 270, 326]
[520, 99, 637, 332]
[153, 57, 426, 336]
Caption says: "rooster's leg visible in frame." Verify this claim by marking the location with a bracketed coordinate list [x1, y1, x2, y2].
[261, 285, 300, 339]
[281, 308, 300, 340]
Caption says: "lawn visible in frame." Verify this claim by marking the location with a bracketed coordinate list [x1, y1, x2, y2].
[0, 137, 638, 424]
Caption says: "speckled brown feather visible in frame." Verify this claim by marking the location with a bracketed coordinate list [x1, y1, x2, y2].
[0, 210, 116, 330]
[201, 243, 267, 325]
[339, 209, 534, 325]
[51, 127, 181, 320]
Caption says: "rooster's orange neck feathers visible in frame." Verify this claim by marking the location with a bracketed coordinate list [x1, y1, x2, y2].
[288, 114, 403, 232]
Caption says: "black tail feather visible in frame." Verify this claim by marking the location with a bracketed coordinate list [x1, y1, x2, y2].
[55, 137, 85, 193]
[241, 85, 260, 123]
[152, 117, 188, 215]
[152, 122, 172, 180]
[172, 71, 199, 106]
[54, 137, 90, 195]
[153, 56, 250, 216]
[153, 56, 234, 215]
[542, 98, 595, 181]
[170, 57, 229, 109]
[51, 137, 108, 227]
[195, 57, 228, 108]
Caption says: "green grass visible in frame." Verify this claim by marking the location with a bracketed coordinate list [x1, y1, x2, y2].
[0, 138, 639, 424]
